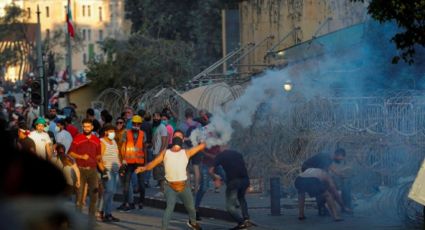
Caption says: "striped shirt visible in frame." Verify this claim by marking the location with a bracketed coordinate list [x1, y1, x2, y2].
[100, 138, 121, 172]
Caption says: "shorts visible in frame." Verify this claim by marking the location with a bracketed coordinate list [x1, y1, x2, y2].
[294, 177, 327, 197]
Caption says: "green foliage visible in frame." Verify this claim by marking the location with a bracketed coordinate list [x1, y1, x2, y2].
[125, 0, 223, 72]
[86, 34, 196, 92]
[0, 4, 27, 67]
[352, 0, 425, 64]
[41, 29, 84, 76]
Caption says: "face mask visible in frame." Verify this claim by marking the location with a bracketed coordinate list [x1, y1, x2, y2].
[55, 126, 60, 132]
[152, 119, 161, 127]
[172, 137, 183, 148]
[108, 132, 115, 140]
[132, 126, 140, 131]
[161, 120, 168, 125]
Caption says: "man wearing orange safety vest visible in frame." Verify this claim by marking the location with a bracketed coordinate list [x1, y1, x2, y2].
[118, 115, 147, 211]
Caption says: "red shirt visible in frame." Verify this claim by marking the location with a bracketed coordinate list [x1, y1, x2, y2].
[66, 124, 79, 138]
[69, 133, 100, 168]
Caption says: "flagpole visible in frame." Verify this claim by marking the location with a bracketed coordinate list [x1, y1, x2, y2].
[36, 5, 46, 116]
[66, 0, 73, 89]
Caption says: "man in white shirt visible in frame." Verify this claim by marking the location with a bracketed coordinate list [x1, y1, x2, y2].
[151, 112, 169, 193]
[136, 130, 205, 230]
[56, 119, 73, 153]
[29, 117, 53, 160]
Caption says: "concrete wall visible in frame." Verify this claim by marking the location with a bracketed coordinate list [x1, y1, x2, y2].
[67, 84, 97, 117]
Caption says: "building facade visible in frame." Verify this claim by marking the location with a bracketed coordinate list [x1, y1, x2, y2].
[2, 0, 130, 82]
[239, 0, 366, 64]
[217, 0, 368, 83]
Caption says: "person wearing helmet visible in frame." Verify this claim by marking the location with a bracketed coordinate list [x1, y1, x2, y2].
[29, 117, 53, 160]
[117, 115, 147, 211]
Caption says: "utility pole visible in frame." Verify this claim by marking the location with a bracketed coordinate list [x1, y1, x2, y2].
[66, 24, 72, 89]
[36, 5, 47, 116]
[66, 2, 73, 89]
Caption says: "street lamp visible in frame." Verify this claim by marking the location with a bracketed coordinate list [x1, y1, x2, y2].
[283, 80, 293, 92]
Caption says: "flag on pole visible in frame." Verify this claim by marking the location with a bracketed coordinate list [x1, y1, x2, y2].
[66, 0, 74, 38]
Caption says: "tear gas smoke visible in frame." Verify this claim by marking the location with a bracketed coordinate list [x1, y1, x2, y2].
[189, 21, 425, 149]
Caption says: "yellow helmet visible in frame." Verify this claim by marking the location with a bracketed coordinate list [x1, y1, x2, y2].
[132, 115, 143, 123]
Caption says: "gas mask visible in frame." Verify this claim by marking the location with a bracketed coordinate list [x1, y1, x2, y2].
[172, 137, 183, 148]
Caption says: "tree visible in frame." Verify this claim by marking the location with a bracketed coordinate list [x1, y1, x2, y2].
[0, 4, 29, 71]
[40, 29, 84, 77]
[352, 0, 425, 64]
[86, 34, 196, 92]
[124, 0, 223, 71]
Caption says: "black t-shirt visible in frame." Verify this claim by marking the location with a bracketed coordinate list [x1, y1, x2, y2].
[214, 150, 249, 182]
[18, 137, 36, 153]
[92, 119, 101, 134]
[141, 121, 152, 144]
[301, 152, 332, 172]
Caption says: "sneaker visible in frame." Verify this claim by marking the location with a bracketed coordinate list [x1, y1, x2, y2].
[243, 219, 257, 227]
[186, 220, 202, 230]
[116, 203, 126, 211]
[96, 211, 104, 221]
[138, 203, 143, 210]
[129, 203, 136, 210]
[117, 204, 131, 212]
[229, 223, 248, 230]
[103, 214, 120, 222]
[196, 211, 202, 221]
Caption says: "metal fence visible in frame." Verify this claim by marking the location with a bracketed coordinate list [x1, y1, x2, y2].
[229, 91, 425, 196]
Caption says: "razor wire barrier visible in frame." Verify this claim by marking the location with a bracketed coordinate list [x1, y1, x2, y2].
[95, 85, 425, 226]
[94, 87, 197, 121]
[225, 89, 425, 226]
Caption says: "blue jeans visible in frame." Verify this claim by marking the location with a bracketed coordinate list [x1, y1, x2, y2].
[144, 148, 154, 184]
[226, 178, 250, 224]
[103, 171, 119, 215]
[123, 164, 145, 205]
[195, 164, 225, 209]
[162, 183, 196, 230]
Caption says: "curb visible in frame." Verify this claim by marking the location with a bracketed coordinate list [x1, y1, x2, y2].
[113, 194, 234, 222]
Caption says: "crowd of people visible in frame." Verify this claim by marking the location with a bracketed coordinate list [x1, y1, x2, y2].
[0, 85, 355, 229]
[1, 92, 256, 230]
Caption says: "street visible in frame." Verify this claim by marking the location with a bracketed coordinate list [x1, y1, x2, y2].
[95, 203, 236, 230]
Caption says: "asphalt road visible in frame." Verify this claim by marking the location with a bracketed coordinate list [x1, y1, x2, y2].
[94, 203, 237, 230]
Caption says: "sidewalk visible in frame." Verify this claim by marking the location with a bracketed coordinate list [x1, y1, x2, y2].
[115, 186, 407, 230]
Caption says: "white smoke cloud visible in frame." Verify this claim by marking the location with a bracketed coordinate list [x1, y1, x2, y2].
[190, 70, 291, 147]
[189, 21, 425, 149]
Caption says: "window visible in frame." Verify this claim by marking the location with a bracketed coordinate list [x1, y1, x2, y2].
[46, 29, 50, 39]
[83, 53, 87, 64]
[46, 6, 49, 18]
[88, 5, 91, 17]
[27, 8, 31, 18]
[82, 5, 85, 16]
[82, 29, 86, 40]
[99, 7, 102, 21]
[88, 29, 91, 41]
[98, 30, 103, 41]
